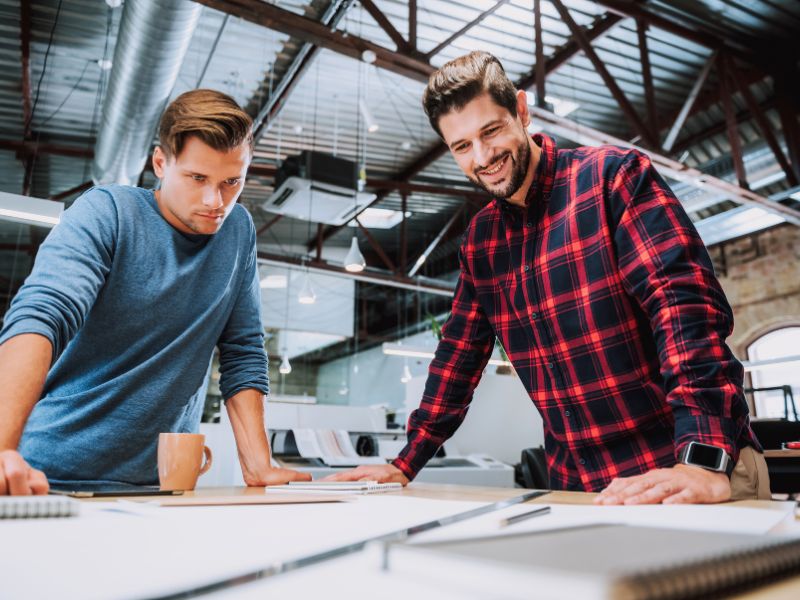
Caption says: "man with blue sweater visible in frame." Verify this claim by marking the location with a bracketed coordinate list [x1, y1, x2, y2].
[0, 89, 310, 494]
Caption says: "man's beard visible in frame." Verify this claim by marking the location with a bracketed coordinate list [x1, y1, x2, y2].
[467, 138, 531, 200]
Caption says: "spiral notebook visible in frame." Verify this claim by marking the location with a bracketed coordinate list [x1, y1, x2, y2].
[392, 523, 800, 599]
[0, 495, 80, 519]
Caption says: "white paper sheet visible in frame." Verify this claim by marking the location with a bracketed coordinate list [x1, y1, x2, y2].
[409, 501, 798, 544]
[2, 494, 795, 600]
[0, 495, 479, 600]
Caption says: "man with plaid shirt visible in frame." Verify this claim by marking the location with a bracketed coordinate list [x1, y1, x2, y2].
[329, 51, 768, 504]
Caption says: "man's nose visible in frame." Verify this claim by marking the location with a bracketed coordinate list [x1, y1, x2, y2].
[202, 187, 223, 209]
[473, 141, 492, 169]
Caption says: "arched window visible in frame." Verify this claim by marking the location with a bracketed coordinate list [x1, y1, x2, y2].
[746, 327, 800, 419]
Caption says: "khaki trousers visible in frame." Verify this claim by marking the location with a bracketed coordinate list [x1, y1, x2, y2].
[730, 446, 772, 500]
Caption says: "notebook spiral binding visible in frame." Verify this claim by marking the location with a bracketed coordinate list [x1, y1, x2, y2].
[613, 535, 800, 600]
[0, 496, 80, 519]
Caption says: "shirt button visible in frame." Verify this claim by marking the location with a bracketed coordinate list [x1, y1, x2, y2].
[526, 221, 533, 227]
[531, 311, 538, 319]
[547, 362, 554, 369]
[579, 458, 586, 465]
[524, 265, 530, 272]
[564, 410, 571, 417]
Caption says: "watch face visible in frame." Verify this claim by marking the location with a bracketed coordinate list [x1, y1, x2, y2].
[687, 443, 724, 469]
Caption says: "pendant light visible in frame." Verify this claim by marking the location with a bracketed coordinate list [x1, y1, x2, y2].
[400, 361, 412, 384]
[279, 354, 292, 375]
[298, 272, 316, 304]
[344, 236, 366, 272]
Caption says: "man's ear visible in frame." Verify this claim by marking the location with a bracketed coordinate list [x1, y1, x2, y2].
[152, 146, 168, 179]
[515, 90, 531, 128]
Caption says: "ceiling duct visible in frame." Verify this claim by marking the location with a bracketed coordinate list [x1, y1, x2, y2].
[263, 151, 375, 225]
[91, 0, 201, 186]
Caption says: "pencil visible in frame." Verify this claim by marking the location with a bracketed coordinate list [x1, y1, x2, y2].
[499, 505, 551, 527]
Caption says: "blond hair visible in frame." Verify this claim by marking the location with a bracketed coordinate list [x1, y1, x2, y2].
[158, 89, 253, 158]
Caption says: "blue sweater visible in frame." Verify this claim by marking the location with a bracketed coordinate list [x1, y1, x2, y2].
[0, 185, 268, 486]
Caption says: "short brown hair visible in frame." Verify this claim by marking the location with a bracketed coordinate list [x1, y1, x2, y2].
[422, 51, 518, 139]
[158, 89, 253, 158]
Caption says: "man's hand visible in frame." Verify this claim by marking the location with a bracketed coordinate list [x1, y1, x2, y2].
[245, 467, 312, 487]
[594, 464, 731, 505]
[321, 464, 410, 486]
[0, 450, 49, 495]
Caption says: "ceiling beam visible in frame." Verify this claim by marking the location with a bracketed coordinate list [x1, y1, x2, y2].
[636, 19, 657, 140]
[306, 12, 624, 251]
[662, 50, 716, 153]
[717, 54, 749, 190]
[20, 0, 33, 195]
[529, 105, 800, 226]
[251, 0, 356, 142]
[516, 12, 623, 91]
[425, 0, 510, 59]
[20, 0, 32, 139]
[729, 62, 797, 188]
[408, 0, 417, 51]
[670, 96, 775, 156]
[551, 0, 656, 148]
[359, 0, 411, 53]
[593, 0, 791, 73]
[192, 0, 434, 83]
[0, 139, 94, 159]
[533, 0, 546, 108]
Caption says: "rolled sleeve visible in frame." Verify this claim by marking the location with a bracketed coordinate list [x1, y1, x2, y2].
[217, 235, 269, 400]
[394, 248, 495, 479]
[0, 188, 116, 360]
[611, 150, 745, 461]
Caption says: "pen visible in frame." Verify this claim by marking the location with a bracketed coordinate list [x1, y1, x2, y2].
[499, 505, 551, 527]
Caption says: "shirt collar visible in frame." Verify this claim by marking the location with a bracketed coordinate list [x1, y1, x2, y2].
[494, 133, 556, 212]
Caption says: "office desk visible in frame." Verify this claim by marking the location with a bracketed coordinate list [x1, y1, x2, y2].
[156, 483, 800, 600]
[8, 484, 798, 600]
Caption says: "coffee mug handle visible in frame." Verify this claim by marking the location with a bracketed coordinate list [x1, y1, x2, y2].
[199, 445, 213, 476]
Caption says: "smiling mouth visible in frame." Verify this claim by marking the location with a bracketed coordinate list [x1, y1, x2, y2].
[478, 154, 509, 177]
[198, 213, 223, 219]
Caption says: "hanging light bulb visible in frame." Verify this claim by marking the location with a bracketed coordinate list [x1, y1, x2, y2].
[298, 273, 316, 304]
[344, 236, 366, 272]
[400, 363, 413, 384]
[359, 100, 379, 133]
[279, 355, 292, 375]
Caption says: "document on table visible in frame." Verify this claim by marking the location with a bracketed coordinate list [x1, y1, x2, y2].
[0, 495, 480, 600]
[409, 501, 798, 544]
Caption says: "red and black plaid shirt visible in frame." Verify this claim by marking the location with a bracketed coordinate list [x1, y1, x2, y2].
[393, 134, 758, 492]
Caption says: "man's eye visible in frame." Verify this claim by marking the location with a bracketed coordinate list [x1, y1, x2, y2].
[191, 175, 205, 182]
[454, 143, 469, 153]
[226, 179, 241, 186]
[484, 127, 500, 136]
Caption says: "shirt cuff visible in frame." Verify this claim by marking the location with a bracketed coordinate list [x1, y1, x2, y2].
[391, 457, 417, 481]
[673, 410, 740, 462]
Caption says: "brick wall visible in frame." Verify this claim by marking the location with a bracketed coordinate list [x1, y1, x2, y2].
[711, 224, 800, 359]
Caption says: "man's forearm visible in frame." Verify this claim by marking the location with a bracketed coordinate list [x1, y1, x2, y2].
[0, 334, 52, 449]
[225, 388, 273, 481]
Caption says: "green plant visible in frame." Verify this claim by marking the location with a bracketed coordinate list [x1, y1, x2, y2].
[427, 312, 444, 341]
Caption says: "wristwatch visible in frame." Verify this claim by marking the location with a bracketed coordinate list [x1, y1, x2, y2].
[677, 441, 734, 477]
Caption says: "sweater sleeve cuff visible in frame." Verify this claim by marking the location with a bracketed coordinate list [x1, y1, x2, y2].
[0, 320, 57, 359]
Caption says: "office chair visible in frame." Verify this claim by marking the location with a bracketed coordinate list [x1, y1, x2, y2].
[518, 446, 550, 490]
